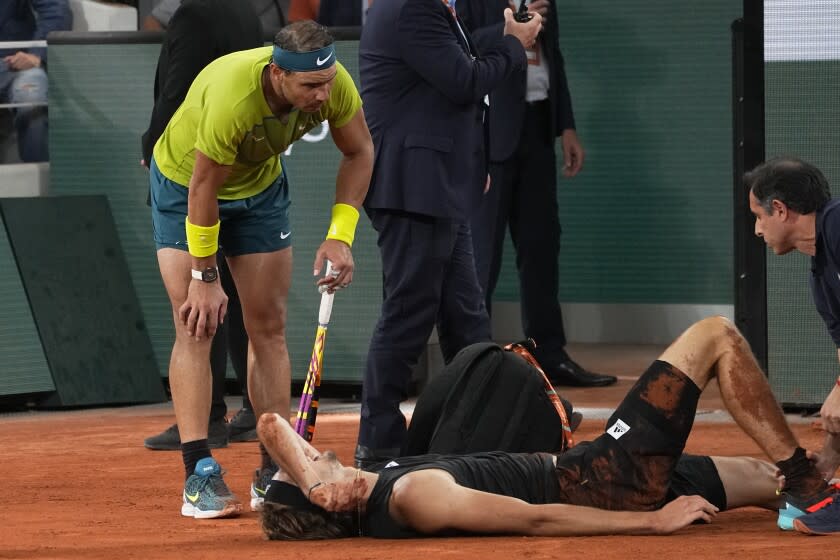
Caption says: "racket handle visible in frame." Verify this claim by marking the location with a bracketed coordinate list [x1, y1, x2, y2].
[317, 260, 336, 324]
[319, 291, 335, 325]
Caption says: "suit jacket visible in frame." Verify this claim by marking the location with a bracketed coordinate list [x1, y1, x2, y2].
[141, 0, 263, 164]
[318, 0, 362, 26]
[458, 0, 576, 162]
[359, 0, 526, 219]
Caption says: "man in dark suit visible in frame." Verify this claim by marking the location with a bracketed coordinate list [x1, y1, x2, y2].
[459, 0, 616, 387]
[356, 0, 542, 466]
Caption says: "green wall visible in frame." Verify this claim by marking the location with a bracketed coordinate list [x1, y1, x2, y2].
[495, 1, 741, 304]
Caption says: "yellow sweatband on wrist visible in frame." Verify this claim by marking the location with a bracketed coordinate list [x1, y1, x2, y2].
[185, 217, 220, 258]
[326, 203, 360, 247]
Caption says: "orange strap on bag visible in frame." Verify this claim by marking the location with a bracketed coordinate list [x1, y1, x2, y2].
[504, 339, 575, 451]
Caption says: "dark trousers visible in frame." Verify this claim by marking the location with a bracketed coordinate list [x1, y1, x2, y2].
[471, 99, 567, 352]
[359, 209, 492, 451]
[208, 250, 250, 421]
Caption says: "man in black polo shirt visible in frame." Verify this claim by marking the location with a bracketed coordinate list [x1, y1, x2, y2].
[255, 316, 840, 539]
[747, 156, 840, 535]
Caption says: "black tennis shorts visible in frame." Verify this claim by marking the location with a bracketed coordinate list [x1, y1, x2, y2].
[553, 360, 726, 511]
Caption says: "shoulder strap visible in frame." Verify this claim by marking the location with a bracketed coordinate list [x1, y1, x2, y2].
[503, 339, 575, 451]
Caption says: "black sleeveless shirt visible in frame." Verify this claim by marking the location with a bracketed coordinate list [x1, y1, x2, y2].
[362, 451, 559, 538]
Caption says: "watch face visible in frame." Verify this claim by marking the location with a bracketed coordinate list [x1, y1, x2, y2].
[202, 267, 218, 283]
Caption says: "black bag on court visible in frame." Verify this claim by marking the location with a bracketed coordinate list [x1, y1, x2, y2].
[402, 341, 577, 457]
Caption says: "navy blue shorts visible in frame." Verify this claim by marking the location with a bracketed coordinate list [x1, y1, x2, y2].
[150, 157, 292, 256]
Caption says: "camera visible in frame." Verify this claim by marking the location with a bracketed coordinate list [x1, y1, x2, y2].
[513, 0, 533, 22]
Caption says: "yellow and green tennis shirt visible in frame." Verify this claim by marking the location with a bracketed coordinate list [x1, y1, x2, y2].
[153, 46, 362, 200]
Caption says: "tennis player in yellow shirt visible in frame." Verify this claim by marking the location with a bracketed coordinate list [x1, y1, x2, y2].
[149, 20, 373, 519]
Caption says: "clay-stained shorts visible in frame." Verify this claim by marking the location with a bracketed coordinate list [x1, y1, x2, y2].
[554, 360, 725, 511]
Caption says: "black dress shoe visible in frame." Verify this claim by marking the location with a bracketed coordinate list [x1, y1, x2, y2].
[542, 356, 617, 387]
[354, 445, 401, 470]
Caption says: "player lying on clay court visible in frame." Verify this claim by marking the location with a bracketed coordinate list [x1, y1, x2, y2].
[256, 316, 838, 539]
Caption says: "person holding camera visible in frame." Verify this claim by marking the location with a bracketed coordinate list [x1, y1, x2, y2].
[459, 0, 616, 388]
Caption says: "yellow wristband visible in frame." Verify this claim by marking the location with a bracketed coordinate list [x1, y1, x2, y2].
[185, 217, 220, 258]
[326, 203, 360, 247]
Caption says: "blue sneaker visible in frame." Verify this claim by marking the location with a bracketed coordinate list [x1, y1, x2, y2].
[777, 483, 840, 531]
[794, 495, 840, 535]
[181, 457, 242, 519]
[777, 502, 807, 531]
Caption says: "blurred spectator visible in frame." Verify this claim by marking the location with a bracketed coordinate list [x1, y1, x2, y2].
[0, 0, 72, 163]
[287, 0, 318, 22]
[143, 0, 286, 34]
[318, 0, 372, 26]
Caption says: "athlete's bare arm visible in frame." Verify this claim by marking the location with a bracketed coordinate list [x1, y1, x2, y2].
[258, 412, 371, 512]
[330, 108, 373, 210]
[178, 150, 232, 340]
[314, 108, 374, 291]
[389, 468, 718, 537]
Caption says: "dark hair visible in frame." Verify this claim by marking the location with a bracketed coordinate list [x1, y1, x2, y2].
[273, 20, 334, 52]
[260, 502, 355, 540]
[744, 156, 831, 214]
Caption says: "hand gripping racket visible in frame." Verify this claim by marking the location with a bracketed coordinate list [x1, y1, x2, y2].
[294, 262, 337, 441]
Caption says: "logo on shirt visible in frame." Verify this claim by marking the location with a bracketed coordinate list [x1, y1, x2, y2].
[280, 231, 291, 239]
[606, 419, 631, 440]
[383, 461, 400, 469]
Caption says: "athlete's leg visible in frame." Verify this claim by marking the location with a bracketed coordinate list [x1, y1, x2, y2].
[158, 247, 214, 445]
[226, 247, 292, 424]
[220, 170, 293, 426]
[150, 159, 240, 519]
[659, 316, 800, 463]
[660, 316, 827, 499]
[711, 456, 781, 510]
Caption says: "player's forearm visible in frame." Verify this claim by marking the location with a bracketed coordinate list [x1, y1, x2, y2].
[261, 413, 323, 492]
[186, 182, 219, 226]
[523, 504, 661, 536]
[186, 153, 229, 267]
[335, 148, 372, 209]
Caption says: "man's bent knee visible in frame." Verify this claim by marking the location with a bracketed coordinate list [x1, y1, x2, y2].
[684, 316, 742, 350]
[245, 319, 287, 347]
[661, 316, 742, 382]
[11, 69, 47, 103]
[696, 315, 735, 334]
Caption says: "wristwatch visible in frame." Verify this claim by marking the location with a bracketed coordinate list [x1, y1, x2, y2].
[191, 267, 219, 283]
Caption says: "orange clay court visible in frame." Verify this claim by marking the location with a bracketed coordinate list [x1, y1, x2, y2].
[2, 345, 835, 560]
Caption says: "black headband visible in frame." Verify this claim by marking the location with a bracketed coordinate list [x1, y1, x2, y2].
[265, 481, 326, 514]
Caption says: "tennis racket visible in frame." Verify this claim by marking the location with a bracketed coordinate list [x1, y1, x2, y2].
[294, 261, 337, 441]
